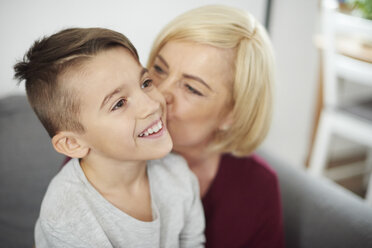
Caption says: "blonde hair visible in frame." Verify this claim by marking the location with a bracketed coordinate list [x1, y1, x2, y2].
[147, 5, 275, 156]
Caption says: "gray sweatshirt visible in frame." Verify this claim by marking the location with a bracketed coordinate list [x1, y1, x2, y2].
[35, 153, 205, 248]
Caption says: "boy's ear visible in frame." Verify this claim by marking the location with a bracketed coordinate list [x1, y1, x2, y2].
[52, 131, 89, 158]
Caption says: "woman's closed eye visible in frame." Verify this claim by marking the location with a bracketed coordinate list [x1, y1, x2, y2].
[153, 64, 165, 74]
[185, 84, 203, 96]
[111, 98, 127, 111]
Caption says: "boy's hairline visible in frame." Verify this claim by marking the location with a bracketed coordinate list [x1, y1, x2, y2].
[53, 46, 139, 137]
[16, 27, 140, 138]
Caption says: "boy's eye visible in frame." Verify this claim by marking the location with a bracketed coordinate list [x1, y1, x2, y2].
[111, 98, 127, 111]
[141, 79, 153, 89]
[185, 84, 203, 96]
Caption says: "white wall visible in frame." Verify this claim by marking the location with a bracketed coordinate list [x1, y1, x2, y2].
[261, 0, 319, 168]
[0, 0, 320, 169]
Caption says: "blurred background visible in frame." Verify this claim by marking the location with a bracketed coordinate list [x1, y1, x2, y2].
[1, 0, 371, 199]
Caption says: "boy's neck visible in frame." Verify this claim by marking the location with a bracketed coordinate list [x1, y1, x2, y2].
[80, 156, 153, 222]
[80, 156, 148, 194]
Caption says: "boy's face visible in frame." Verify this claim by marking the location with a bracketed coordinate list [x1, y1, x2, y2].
[68, 47, 172, 162]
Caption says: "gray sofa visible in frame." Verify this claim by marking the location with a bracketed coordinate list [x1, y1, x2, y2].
[1, 94, 372, 248]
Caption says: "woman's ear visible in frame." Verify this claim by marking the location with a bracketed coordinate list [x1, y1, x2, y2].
[52, 132, 89, 158]
[219, 111, 234, 131]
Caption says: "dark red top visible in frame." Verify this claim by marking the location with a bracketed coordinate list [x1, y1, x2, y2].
[202, 153, 285, 248]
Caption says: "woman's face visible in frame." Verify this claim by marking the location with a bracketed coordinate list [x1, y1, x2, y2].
[149, 41, 235, 153]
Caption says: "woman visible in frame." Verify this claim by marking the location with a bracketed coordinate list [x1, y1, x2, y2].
[147, 5, 285, 248]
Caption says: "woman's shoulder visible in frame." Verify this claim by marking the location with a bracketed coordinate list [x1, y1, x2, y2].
[221, 153, 278, 181]
[205, 153, 284, 248]
[216, 153, 280, 198]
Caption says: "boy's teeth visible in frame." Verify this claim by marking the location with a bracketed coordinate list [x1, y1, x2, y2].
[139, 120, 163, 137]
[153, 125, 159, 133]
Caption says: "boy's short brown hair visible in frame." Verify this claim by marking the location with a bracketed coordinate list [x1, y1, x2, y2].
[14, 28, 138, 137]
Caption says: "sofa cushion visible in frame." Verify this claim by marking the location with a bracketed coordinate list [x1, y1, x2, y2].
[0, 95, 64, 248]
[259, 150, 372, 248]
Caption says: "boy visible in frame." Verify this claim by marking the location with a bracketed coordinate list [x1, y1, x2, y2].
[14, 28, 205, 247]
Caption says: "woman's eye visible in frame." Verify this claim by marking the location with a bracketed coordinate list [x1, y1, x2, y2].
[154, 65, 164, 74]
[141, 79, 153, 89]
[111, 98, 126, 111]
[185, 84, 203, 96]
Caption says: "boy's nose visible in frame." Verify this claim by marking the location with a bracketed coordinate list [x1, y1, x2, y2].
[156, 78, 174, 105]
[138, 92, 161, 119]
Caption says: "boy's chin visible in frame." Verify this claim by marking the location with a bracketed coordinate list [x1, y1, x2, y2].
[149, 140, 173, 160]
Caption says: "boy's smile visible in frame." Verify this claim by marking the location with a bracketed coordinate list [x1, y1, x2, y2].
[138, 119, 164, 138]
[65, 46, 173, 164]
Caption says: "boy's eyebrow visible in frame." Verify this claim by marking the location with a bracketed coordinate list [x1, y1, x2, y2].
[183, 73, 212, 91]
[156, 55, 169, 68]
[100, 88, 122, 110]
[100, 68, 148, 110]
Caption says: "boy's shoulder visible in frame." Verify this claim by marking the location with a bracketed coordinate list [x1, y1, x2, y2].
[148, 153, 192, 179]
[151, 152, 189, 169]
[38, 159, 90, 225]
[35, 160, 114, 246]
[148, 153, 198, 197]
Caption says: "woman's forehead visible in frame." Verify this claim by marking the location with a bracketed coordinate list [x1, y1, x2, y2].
[159, 41, 235, 87]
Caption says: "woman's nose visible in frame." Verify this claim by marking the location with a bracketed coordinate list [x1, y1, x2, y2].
[162, 91, 173, 104]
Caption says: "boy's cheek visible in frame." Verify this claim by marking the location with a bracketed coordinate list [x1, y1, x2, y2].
[152, 88, 167, 106]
